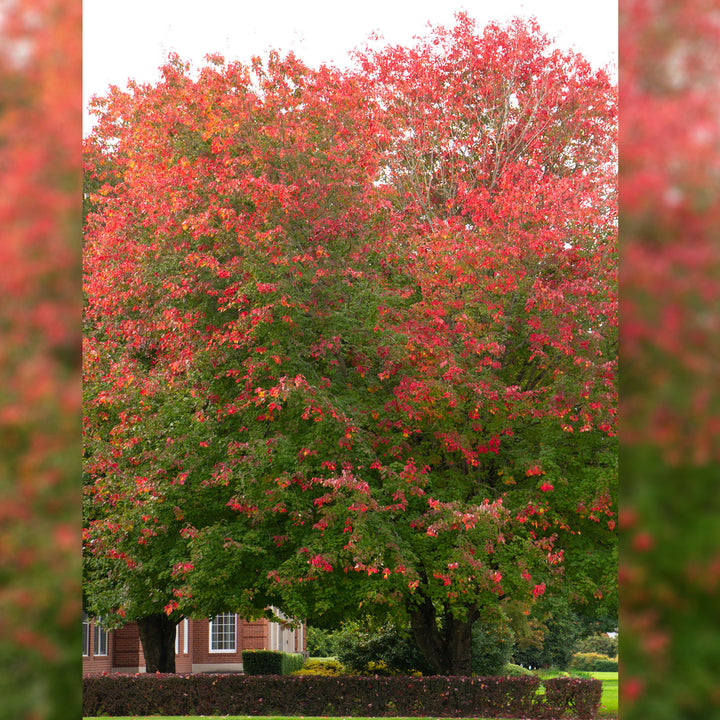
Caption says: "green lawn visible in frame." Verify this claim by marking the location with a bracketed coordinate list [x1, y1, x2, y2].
[593, 671, 619, 717]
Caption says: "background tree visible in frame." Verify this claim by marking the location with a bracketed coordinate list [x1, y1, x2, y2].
[83, 15, 617, 675]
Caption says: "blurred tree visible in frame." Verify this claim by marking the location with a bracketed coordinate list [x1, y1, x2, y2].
[620, 0, 720, 716]
[0, 0, 82, 717]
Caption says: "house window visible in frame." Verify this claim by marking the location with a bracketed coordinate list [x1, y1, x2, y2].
[94, 618, 108, 656]
[209, 613, 236, 653]
[183, 618, 189, 654]
[82, 613, 90, 657]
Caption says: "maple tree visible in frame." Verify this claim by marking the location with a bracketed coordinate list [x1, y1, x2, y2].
[83, 15, 617, 675]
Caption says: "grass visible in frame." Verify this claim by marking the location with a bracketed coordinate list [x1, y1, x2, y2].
[84, 671, 618, 720]
[593, 670, 619, 717]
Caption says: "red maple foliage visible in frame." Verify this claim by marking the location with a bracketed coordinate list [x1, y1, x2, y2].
[84, 15, 617, 675]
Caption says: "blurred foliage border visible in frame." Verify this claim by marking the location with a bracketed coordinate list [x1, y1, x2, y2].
[0, 0, 82, 718]
[620, 0, 720, 718]
[1, 0, 719, 718]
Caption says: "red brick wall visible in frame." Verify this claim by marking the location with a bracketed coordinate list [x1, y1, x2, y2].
[240, 617, 270, 650]
[191, 616, 243, 666]
[82, 618, 113, 675]
[111, 623, 142, 671]
[175, 618, 193, 674]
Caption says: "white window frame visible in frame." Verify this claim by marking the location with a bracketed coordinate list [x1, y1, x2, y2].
[94, 617, 108, 656]
[209, 613, 236, 653]
[183, 618, 189, 655]
[82, 613, 90, 657]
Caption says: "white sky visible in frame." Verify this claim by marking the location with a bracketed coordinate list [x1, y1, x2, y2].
[83, 0, 617, 135]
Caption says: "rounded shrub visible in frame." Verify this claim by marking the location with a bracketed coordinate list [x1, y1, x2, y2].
[573, 633, 618, 657]
[471, 621, 515, 676]
[568, 652, 618, 672]
[501, 663, 535, 676]
[335, 623, 433, 675]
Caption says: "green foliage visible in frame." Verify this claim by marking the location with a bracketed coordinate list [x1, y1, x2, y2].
[292, 658, 346, 676]
[306, 625, 339, 657]
[569, 652, 618, 672]
[241, 649, 297, 675]
[335, 622, 433, 676]
[512, 609, 584, 669]
[573, 633, 618, 657]
[471, 620, 515, 676]
[501, 662, 535, 676]
[281, 652, 306, 675]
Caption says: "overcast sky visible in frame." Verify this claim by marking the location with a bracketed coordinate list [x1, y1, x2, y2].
[83, 0, 617, 135]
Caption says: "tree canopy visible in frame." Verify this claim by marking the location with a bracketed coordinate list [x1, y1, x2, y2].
[83, 13, 617, 674]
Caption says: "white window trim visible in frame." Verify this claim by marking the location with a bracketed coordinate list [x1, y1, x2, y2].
[209, 613, 236, 654]
[94, 618, 108, 657]
[183, 618, 189, 655]
[82, 613, 90, 657]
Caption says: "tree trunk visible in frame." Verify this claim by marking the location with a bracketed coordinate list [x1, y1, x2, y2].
[408, 595, 446, 674]
[408, 596, 479, 675]
[444, 611, 478, 675]
[137, 613, 177, 673]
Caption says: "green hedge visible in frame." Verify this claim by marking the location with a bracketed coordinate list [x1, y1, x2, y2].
[240, 650, 304, 675]
[569, 652, 619, 672]
[82, 673, 602, 719]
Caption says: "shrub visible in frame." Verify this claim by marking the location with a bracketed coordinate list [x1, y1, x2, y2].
[568, 652, 618, 672]
[241, 649, 282, 674]
[335, 623, 433, 675]
[281, 652, 305, 675]
[85, 673, 583, 718]
[471, 620, 515, 676]
[539, 676, 603, 720]
[292, 658, 346, 676]
[573, 633, 618, 657]
[241, 650, 304, 675]
[306, 625, 338, 656]
[501, 662, 535, 676]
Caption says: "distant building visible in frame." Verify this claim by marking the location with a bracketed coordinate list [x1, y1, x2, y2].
[82, 610, 306, 675]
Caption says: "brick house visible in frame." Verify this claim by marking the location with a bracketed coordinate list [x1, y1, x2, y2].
[83, 610, 306, 675]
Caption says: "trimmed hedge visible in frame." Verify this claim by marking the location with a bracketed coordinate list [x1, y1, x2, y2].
[241, 650, 304, 675]
[542, 677, 603, 720]
[82, 673, 602, 718]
